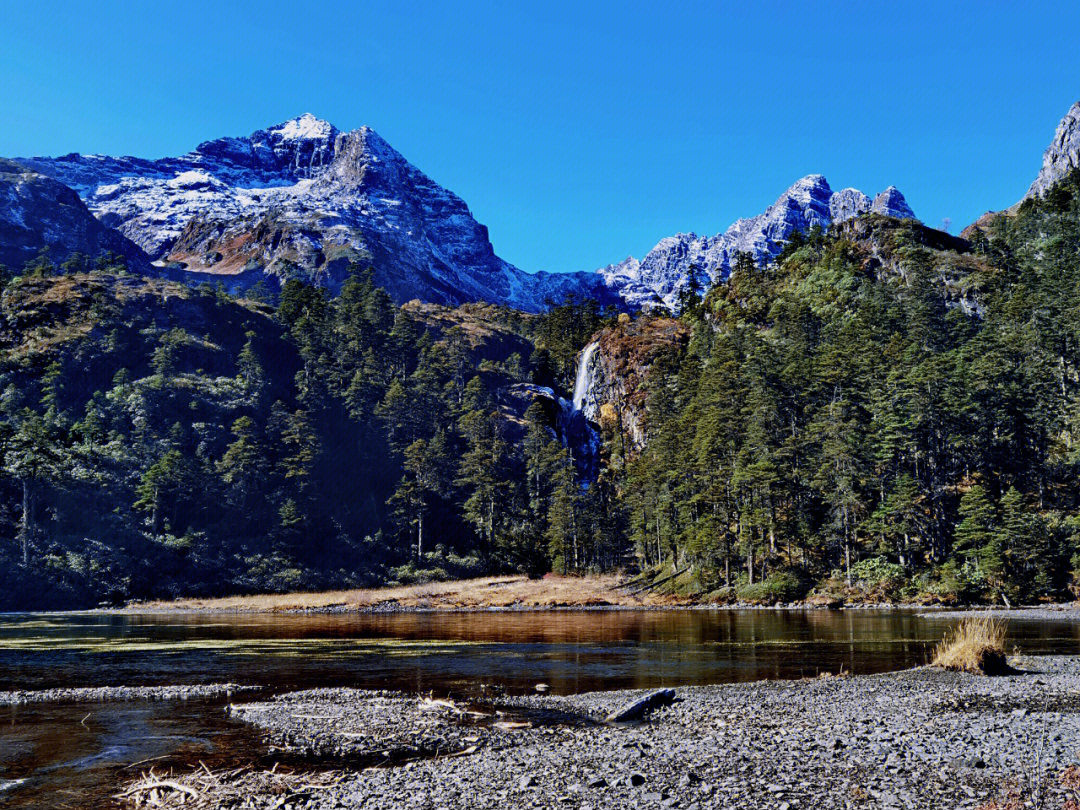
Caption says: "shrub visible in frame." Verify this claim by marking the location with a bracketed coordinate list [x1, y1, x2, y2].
[850, 556, 904, 583]
[932, 617, 1011, 675]
[849, 557, 908, 599]
[735, 571, 808, 605]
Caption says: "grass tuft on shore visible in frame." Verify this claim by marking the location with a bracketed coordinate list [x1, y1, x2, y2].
[931, 617, 1011, 675]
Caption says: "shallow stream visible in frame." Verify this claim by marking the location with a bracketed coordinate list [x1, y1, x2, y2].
[2, 609, 1077, 808]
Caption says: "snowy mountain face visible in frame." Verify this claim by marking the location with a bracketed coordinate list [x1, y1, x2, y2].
[1025, 101, 1080, 200]
[596, 175, 917, 310]
[20, 114, 610, 312]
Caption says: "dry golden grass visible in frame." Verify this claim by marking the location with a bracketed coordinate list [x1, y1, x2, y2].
[134, 574, 696, 613]
[932, 616, 1011, 675]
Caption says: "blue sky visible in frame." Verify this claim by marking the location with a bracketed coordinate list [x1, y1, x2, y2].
[3, 1, 1079, 274]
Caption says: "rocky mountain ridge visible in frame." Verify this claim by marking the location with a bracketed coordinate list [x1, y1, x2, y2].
[963, 99, 1080, 238]
[596, 175, 917, 310]
[1026, 100, 1080, 200]
[18, 114, 920, 313]
[20, 115, 613, 312]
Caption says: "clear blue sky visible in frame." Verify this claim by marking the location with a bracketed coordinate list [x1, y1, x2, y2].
[3, 1, 1079, 274]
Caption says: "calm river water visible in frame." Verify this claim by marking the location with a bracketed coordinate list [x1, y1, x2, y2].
[2, 609, 1078, 808]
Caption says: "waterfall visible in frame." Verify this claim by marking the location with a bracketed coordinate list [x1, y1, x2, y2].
[571, 341, 599, 412]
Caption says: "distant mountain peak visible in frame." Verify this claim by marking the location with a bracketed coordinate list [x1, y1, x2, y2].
[784, 173, 830, 199]
[872, 186, 915, 219]
[16, 117, 611, 312]
[14, 115, 918, 315]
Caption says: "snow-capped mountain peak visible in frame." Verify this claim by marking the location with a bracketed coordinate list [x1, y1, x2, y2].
[271, 113, 336, 142]
[16, 116, 916, 314]
[17, 116, 611, 311]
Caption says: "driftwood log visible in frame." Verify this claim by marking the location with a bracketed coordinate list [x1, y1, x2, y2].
[605, 689, 676, 723]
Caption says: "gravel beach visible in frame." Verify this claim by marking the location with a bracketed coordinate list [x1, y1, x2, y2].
[0, 683, 258, 705]
[144, 655, 1080, 810]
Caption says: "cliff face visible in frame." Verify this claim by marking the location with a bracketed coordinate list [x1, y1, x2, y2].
[577, 316, 691, 448]
[1026, 101, 1080, 200]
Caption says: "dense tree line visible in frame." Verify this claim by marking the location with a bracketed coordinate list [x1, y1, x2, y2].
[5, 170, 1080, 608]
[618, 172, 1080, 604]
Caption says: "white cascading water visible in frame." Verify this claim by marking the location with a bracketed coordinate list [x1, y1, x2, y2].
[572, 341, 599, 412]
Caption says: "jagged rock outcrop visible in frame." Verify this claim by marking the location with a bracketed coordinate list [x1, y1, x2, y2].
[965, 100, 1080, 236]
[832, 215, 990, 316]
[1025, 101, 1080, 200]
[829, 188, 872, 222]
[872, 186, 917, 219]
[0, 159, 151, 273]
[595, 175, 917, 310]
[18, 115, 613, 312]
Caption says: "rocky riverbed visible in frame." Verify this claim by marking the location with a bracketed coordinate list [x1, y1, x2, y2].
[117, 655, 1080, 809]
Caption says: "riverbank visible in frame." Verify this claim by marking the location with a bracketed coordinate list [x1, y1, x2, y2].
[128, 575, 695, 612]
[127, 574, 1080, 617]
[118, 655, 1080, 809]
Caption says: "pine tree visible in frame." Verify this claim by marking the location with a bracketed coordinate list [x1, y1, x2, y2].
[3, 411, 62, 564]
[134, 450, 195, 537]
[217, 416, 268, 511]
[953, 484, 995, 574]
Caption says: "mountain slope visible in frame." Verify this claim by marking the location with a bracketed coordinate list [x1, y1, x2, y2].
[20, 115, 612, 312]
[595, 174, 917, 310]
[0, 159, 151, 273]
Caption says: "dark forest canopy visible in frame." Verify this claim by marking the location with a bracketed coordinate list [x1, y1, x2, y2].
[4, 169, 1080, 608]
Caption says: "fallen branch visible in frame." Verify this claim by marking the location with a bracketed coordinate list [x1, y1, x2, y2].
[625, 568, 689, 595]
[118, 778, 203, 801]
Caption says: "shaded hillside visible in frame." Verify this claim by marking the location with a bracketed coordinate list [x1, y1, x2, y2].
[0, 159, 151, 274]
[0, 269, 615, 608]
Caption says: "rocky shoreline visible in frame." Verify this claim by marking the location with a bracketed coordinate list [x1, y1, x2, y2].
[121, 656, 1080, 809]
[0, 682, 259, 705]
